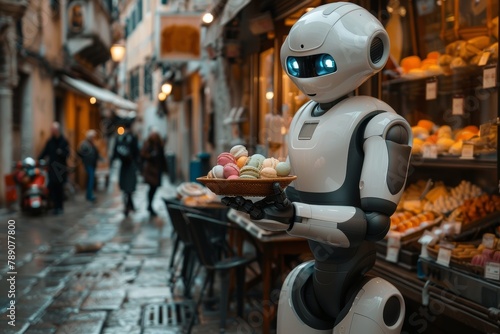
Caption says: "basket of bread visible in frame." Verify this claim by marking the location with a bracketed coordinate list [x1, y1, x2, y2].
[197, 145, 296, 197]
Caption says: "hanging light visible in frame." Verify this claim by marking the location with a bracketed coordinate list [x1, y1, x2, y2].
[110, 42, 126, 62]
[161, 82, 173, 95]
[158, 92, 167, 101]
[89, 97, 97, 104]
[202, 12, 214, 24]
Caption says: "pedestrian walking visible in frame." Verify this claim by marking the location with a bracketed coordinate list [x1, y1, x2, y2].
[111, 122, 140, 217]
[140, 128, 168, 217]
[77, 129, 102, 202]
[38, 121, 70, 215]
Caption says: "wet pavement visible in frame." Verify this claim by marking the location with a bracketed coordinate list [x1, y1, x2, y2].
[0, 166, 267, 333]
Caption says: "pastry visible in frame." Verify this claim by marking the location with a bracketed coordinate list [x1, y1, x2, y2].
[262, 157, 280, 169]
[436, 137, 455, 153]
[245, 154, 265, 169]
[276, 161, 291, 176]
[236, 156, 248, 168]
[260, 167, 277, 178]
[239, 165, 260, 179]
[208, 165, 224, 178]
[230, 144, 248, 159]
[223, 163, 240, 179]
[417, 119, 436, 132]
[437, 125, 452, 138]
[217, 152, 236, 166]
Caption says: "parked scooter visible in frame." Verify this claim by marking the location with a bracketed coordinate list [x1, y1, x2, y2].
[13, 157, 49, 214]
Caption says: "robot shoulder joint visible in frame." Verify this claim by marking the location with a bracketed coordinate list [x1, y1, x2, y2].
[364, 112, 412, 146]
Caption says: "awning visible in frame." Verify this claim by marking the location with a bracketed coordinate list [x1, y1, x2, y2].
[220, 0, 251, 26]
[203, 0, 251, 47]
[61, 75, 137, 111]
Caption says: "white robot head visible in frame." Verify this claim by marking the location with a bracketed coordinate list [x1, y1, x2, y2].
[280, 2, 390, 104]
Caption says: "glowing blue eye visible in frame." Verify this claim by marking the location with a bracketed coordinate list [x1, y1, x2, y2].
[286, 57, 300, 77]
[316, 54, 336, 76]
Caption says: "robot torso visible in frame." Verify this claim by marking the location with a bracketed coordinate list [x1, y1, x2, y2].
[288, 95, 399, 207]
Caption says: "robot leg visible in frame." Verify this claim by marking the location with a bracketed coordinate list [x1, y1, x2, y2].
[333, 277, 405, 334]
[277, 261, 333, 334]
[277, 261, 405, 334]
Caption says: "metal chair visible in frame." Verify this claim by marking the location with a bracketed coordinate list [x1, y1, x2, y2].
[184, 212, 258, 332]
[164, 202, 209, 297]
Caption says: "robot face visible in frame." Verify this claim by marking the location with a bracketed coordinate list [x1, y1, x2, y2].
[286, 54, 337, 78]
[280, 3, 390, 103]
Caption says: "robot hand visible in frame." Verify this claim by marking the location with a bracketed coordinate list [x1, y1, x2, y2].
[222, 183, 295, 230]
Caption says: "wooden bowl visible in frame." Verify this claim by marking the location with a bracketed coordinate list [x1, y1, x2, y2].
[196, 176, 297, 197]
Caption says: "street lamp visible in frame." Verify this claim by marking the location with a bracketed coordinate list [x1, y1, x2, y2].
[161, 82, 173, 96]
[110, 42, 126, 63]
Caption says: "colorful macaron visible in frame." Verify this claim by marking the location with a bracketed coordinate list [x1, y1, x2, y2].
[245, 154, 265, 170]
[260, 166, 277, 178]
[239, 165, 260, 179]
[223, 163, 240, 179]
[236, 156, 248, 168]
[217, 152, 236, 166]
[230, 145, 249, 159]
[275, 161, 291, 177]
[262, 157, 280, 169]
[208, 165, 224, 179]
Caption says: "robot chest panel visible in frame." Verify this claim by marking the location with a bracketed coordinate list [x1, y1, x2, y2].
[288, 108, 364, 193]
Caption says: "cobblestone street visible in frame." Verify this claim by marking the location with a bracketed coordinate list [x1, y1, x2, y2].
[0, 167, 265, 334]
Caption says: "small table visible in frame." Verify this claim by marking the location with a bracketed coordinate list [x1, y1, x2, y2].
[227, 209, 311, 334]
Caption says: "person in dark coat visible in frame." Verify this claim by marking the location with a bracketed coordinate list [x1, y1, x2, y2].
[38, 122, 70, 215]
[111, 123, 140, 217]
[77, 129, 102, 202]
[140, 129, 167, 217]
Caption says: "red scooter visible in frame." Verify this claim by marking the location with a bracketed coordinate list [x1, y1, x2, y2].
[12, 157, 49, 214]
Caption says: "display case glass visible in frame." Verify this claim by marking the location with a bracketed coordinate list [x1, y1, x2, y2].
[379, 2, 500, 329]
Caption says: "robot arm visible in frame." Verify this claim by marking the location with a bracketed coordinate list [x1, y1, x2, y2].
[223, 187, 368, 248]
[360, 112, 412, 241]
[359, 113, 412, 241]
[287, 202, 367, 248]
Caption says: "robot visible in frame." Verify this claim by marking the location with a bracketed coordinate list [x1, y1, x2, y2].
[223, 2, 412, 333]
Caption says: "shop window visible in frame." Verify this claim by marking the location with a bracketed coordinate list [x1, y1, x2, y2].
[138, 0, 143, 22]
[259, 48, 288, 159]
[128, 69, 140, 101]
[144, 64, 153, 100]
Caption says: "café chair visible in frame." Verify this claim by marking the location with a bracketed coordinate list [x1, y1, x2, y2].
[163, 197, 182, 265]
[164, 202, 209, 297]
[184, 212, 258, 332]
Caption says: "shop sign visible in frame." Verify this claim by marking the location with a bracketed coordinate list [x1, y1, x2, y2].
[157, 13, 201, 61]
[68, 1, 86, 34]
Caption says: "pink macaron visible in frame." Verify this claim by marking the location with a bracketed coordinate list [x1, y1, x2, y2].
[217, 152, 236, 166]
[223, 163, 240, 179]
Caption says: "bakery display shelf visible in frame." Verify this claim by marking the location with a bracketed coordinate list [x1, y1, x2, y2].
[447, 211, 500, 242]
[389, 215, 443, 243]
[372, 260, 500, 333]
[376, 240, 421, 271]
[383, 66, 494, 94]
[418, 257, 500, 308]
[410, 154, 497, 169]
